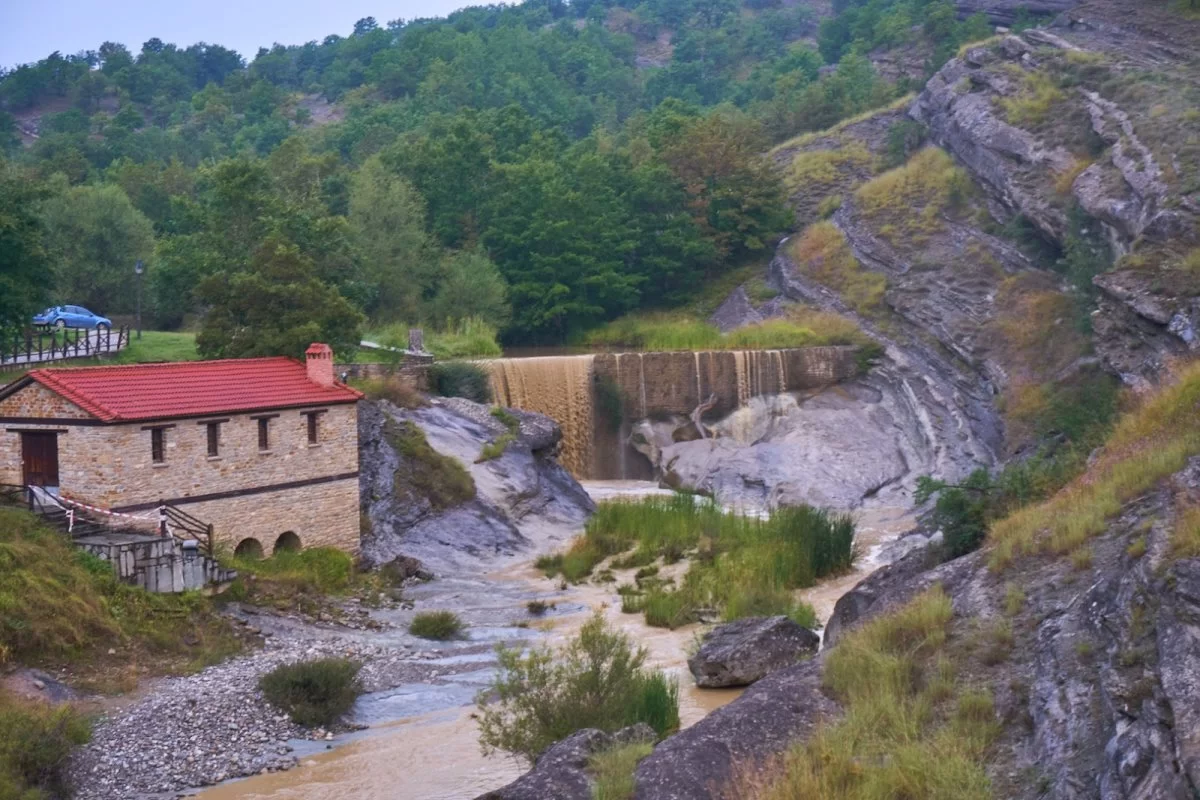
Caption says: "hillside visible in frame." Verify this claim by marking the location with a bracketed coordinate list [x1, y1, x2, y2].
[1, 0, 1047, 351]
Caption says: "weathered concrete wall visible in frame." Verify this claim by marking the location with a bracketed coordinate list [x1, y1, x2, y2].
[77, 533, 236, 592]
[0, 390, 361, 553]
[592, 346, 860, 419]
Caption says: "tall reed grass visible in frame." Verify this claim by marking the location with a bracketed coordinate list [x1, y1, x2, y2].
[538, 495, 855, 629]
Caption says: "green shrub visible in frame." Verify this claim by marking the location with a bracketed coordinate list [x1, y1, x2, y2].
[0, 692, 91, 799]
[429, 361, 492, 403]
[385, 419, 475, 510]
[409, 610, 465, 640]
[259, 658, 362, 727]
[477, 613, 679, 763]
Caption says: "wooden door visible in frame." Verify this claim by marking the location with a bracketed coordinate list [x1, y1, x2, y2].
[21, 432, 59, 487]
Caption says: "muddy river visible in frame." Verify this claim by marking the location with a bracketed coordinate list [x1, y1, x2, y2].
[195, 483, 912, 800]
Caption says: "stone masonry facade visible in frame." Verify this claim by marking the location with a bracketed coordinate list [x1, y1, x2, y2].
[0, 392, 361, 554]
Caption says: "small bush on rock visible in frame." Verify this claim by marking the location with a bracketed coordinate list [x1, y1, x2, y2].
[259, 658, 362, 727]
[409, 610, 465, 640]
[477, 613, 679, 763]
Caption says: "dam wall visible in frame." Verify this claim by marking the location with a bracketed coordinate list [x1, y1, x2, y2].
[591, 346, 860, 420]
[486, 346, 861, 479]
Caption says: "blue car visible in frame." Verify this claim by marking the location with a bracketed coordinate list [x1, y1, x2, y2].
[33, 305, 113, 331]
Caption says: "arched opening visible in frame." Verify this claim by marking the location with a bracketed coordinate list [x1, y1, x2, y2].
[274, 531, 301, 554]
[234, 538, 264, 560]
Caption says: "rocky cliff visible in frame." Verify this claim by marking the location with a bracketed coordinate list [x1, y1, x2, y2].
[612, 1, 1200, 796]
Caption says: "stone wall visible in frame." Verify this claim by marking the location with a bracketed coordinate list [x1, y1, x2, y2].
[0, 381, 93, 419]
[180, 478, 360, 554]
[592, 346, 860, 419]
[0, 389, 361, 553]
[337, 362, 431, 392]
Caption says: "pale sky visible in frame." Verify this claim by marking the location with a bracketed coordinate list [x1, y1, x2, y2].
[0, 0, 482, 69]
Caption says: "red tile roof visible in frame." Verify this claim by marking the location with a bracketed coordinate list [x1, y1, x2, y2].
[17, 357, 362, 422]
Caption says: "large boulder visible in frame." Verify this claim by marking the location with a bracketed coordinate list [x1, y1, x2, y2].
[687, 616, 820, 688]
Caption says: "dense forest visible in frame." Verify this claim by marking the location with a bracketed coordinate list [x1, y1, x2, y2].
[0, 0, 1002, 353]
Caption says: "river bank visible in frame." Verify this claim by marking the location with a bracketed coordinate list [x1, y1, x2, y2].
[69, 482, 914, 800]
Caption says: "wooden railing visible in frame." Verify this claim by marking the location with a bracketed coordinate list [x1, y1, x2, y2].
[1, 326, 130, 369]
[162, 503, 215, 555]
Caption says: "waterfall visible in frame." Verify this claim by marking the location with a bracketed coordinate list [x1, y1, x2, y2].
[483, 346, 854, 480]
[485, 355, 596, 478]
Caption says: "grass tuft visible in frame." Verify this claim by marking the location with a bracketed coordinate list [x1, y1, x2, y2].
[590, 741, 654, 800]
[583, 308, 871, 352]
[540, 495, 853, 629]
[409, 610, 466, 640]
[788, 222, 887, 315]
[384, 419, 475, 511]
[0, 690, 92, 799]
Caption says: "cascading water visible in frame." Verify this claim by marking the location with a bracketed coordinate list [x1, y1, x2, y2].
[482, 347, 859, 480]
[486, 355, 596, 478]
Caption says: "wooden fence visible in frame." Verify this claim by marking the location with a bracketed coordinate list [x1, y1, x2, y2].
[1, 327, 130, 369]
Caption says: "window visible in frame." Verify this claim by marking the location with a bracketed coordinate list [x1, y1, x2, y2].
[306, 413, 319, 444]
[206, 422, 220, 457]
[258, 417, 270, 451]
[151, 428, 166, 463]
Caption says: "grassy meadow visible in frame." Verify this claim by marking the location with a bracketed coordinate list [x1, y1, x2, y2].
[537, 494, 856, 629]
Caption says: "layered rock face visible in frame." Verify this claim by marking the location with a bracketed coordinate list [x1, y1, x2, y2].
[912, 9, 1200, 388]
[358, 398, 593, 573]
[631, 457, 1200, 799]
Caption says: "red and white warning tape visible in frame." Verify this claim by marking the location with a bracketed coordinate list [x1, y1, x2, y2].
[58, 494, 160, 523]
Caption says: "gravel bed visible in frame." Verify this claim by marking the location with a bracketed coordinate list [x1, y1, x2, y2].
[69, 628, 498, 800]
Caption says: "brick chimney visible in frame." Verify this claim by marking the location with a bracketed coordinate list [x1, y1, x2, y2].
[305, 343, 335, 387]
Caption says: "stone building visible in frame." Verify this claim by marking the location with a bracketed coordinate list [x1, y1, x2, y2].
[0, 343, 362, 557]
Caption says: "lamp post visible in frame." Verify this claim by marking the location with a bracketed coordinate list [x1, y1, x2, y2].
[134, 260, 144, 340]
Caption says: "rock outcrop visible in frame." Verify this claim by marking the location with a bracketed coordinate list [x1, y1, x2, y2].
[632, 389, 916, 509]
[687, 616, 820, 688]
[479, 725, 657, 800]
[912, 13, 1200, 388]
[358, 398, 593, 573]
[633, 658, 839, 799]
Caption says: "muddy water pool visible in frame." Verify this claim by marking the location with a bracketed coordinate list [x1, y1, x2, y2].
[194, 482, 911, 800]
